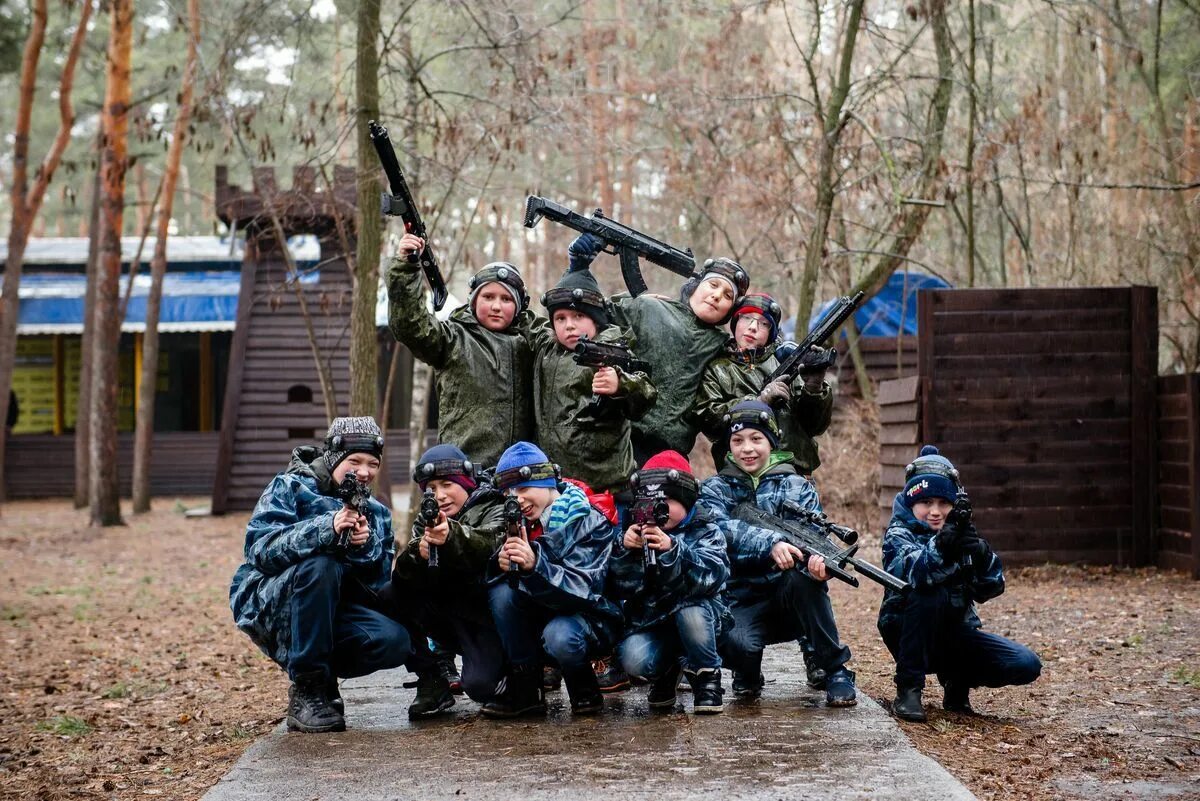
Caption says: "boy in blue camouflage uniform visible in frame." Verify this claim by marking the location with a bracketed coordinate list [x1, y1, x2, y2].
[881, 446, 1042, 722]
[230, 417, 449, 733]
[698, 401, 858, 707]
[611, 451, 732, 713]
[483, 442, 623, 718]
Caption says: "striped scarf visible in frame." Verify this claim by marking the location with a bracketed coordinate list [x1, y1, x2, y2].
[543, 483, 593, 533]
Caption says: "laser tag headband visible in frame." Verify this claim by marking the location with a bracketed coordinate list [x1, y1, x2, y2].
[412, 444, 477, 489]
[902, 445, 961, 507]
[468, 262, 529, 311]
[495, 461, 561, 491]
[722, 400, 781, 447]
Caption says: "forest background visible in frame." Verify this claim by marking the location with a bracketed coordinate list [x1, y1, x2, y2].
[0, 0, 1197, 523]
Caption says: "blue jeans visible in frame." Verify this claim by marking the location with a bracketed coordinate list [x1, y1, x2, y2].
[488, 582, 608, 670]
[618, 604, 721, 677]
[879, 586, 1042, 690]
[287, 555, 414, 681]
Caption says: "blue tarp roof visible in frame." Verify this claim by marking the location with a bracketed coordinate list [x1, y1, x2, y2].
[794, 271, 952, 339]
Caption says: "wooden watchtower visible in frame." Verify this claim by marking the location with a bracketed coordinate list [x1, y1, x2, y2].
[210, 165, 358, 513]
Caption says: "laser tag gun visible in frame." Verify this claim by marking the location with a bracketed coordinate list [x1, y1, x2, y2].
[418, 488, 441, 569]
[503, 496, 526, 589]
[523, 195, 695, 297]
[765, 291, 866, 386]
[732, 502, 909, 593]
[572, 334, 651, 411]
[630, 487, 670, 581]
[334, 473, 373, 550]
[368, 120, 448, 310]
[939, 489, 979, 570]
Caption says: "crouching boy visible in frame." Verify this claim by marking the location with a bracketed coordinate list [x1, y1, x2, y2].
[698, 401, 857, 707]
[230, 418, 440, 732]
[880, 446, 1042, 722]
[483, 442, 623, 717]
[611, 452, 731, 713]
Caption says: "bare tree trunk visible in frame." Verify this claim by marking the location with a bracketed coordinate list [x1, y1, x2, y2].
[375, 340, 403, 508]
[405, 361, 433, 532]
[76, 151, 102, 508]
[0, 0, 93, 509]
[132, 0, 199, 513]
[350, 0, 380, 417]
[965, 0, 978, 288]
[90, 0, 134, 527]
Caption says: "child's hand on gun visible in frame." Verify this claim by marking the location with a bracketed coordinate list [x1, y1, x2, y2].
[592, 366, 619, 396]
[499, 537, 536, 572]
[640, 525, 673, 553]
[334, 507, 370, 547]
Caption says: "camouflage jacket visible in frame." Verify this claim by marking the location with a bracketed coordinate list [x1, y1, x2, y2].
[607, 505, 732, 635]
[387, 257, 534, 468]
[229, 447, 394, 666]
[697, 458, 822, 594]
[878, 493, 1006, 633]
[608, 294, 730, 457]
[527, 320, 657, 491]
[486, 482, 622, 629]
[393, 481, 507, 624]
[690, 342, 833, 474]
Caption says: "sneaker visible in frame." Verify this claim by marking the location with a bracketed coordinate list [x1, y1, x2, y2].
[438, 653, 463, 695]
[942, 683, 974, 714]
[543, 665, 563, 691]
[407, 673, 456, 720]
[592, 656, 631, 693]
[824, 668, 858, 707]
[892, 686, 926, 722]
[685, 669, 724, 714]
[481, 664, 546, 719]
[731, 671, 764, 699]
[647, 664, 683, 709]
[287, 671, 346, 733]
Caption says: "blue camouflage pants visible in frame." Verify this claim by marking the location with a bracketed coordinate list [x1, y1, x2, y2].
[617, 604, 722, 678]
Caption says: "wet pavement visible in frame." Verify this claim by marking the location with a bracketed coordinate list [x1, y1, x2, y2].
[202, 644, 974, 800]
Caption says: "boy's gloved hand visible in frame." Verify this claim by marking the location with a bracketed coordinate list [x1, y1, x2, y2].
[758, 379, 791, 407]
[567, 232, 605, 272]
[959, 535, 991, 565]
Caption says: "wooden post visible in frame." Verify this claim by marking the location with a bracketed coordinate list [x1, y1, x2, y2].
[133, 332, 143, 414]
[1188, 374, 1200, 580]
[211, 242, 259, 514]
[1129, 286, 1157, 567]
[53, 334, 64, 435]
[916, 289, 937, 445]
[199, 331, 212, 432]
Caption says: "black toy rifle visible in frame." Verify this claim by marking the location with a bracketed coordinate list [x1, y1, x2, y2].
[939, 489, 978, 570]
[572, 335, 651, 410]
[523, 195, 695, 297]
[418, 488, 441, 569]
[334, 473, 372, 549]
[503, 496, 526, 589]
[630, 488, 670, 580]
[368, 120, 449, 310]
[764, 291, 865, 386]
[732, 502, 909, 592]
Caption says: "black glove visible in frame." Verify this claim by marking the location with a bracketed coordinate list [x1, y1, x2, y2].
[936, 524, 966, 559]
[797, 346, 836, 375]
[958, 535, 991, 566]
[567, 232, 605, 272]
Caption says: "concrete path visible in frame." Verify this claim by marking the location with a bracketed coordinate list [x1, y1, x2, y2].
[203, 644, 974, 801]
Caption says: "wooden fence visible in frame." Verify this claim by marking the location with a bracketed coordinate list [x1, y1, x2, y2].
[835, 336, 917, 398]
[1156, 373, 1199, 577]
[909, 286, 1158, 567]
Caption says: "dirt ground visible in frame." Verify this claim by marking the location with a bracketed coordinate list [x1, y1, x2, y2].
[1, 410, 1198, 800]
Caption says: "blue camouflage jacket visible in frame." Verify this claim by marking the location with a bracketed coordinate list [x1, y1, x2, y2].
[230, 447, 395, 666]
[486, 482, 623, 629]
[877, 492, 1005, 632]
[697, 457, 822, 594]
[607, 505, 732, 635]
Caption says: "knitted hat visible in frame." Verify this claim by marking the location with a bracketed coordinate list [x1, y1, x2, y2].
[323, 416, 384, 472]
[730, 293, 782, 344]
[495, 441, 560, 490]
[723, 400, 781, 447]
[413, 443, 477, 493]
[468, 262, 528, 312]
[541, 268, 610, 328]
[902, 445, 960, 508]
[631, 451, 699, 510]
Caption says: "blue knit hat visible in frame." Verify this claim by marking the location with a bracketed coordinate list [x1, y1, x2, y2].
[495, 441, 559, 490]
[902, 445, 960, 507]
[723, 400, 781, 447]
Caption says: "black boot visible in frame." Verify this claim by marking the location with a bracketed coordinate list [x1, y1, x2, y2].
[731, 671, 764, 699]
[685, 669, 724, 714]
[564, 665, 604, 714]
[543, 666, 562, 691]
[408, 673, 455, 720]
[437, 652, 463, 695]
[287, 671, 345, 733]
[892, 686, 926, 722]
[803, 647, 827, 690]
[327, 677, 344, 716]
[481, 664, 546, 719]
[591, 655, 631, 693]
[647, 663, 683, 710]
[942, 683, 974, 714]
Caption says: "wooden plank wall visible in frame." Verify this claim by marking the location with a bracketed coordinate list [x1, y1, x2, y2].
[835, 336, 918, 398]
[917, 287, 1158, 567]
[1155, 373, 1199, 577]
[877, 376, 921, 525]
[4, 431, 219, 498]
